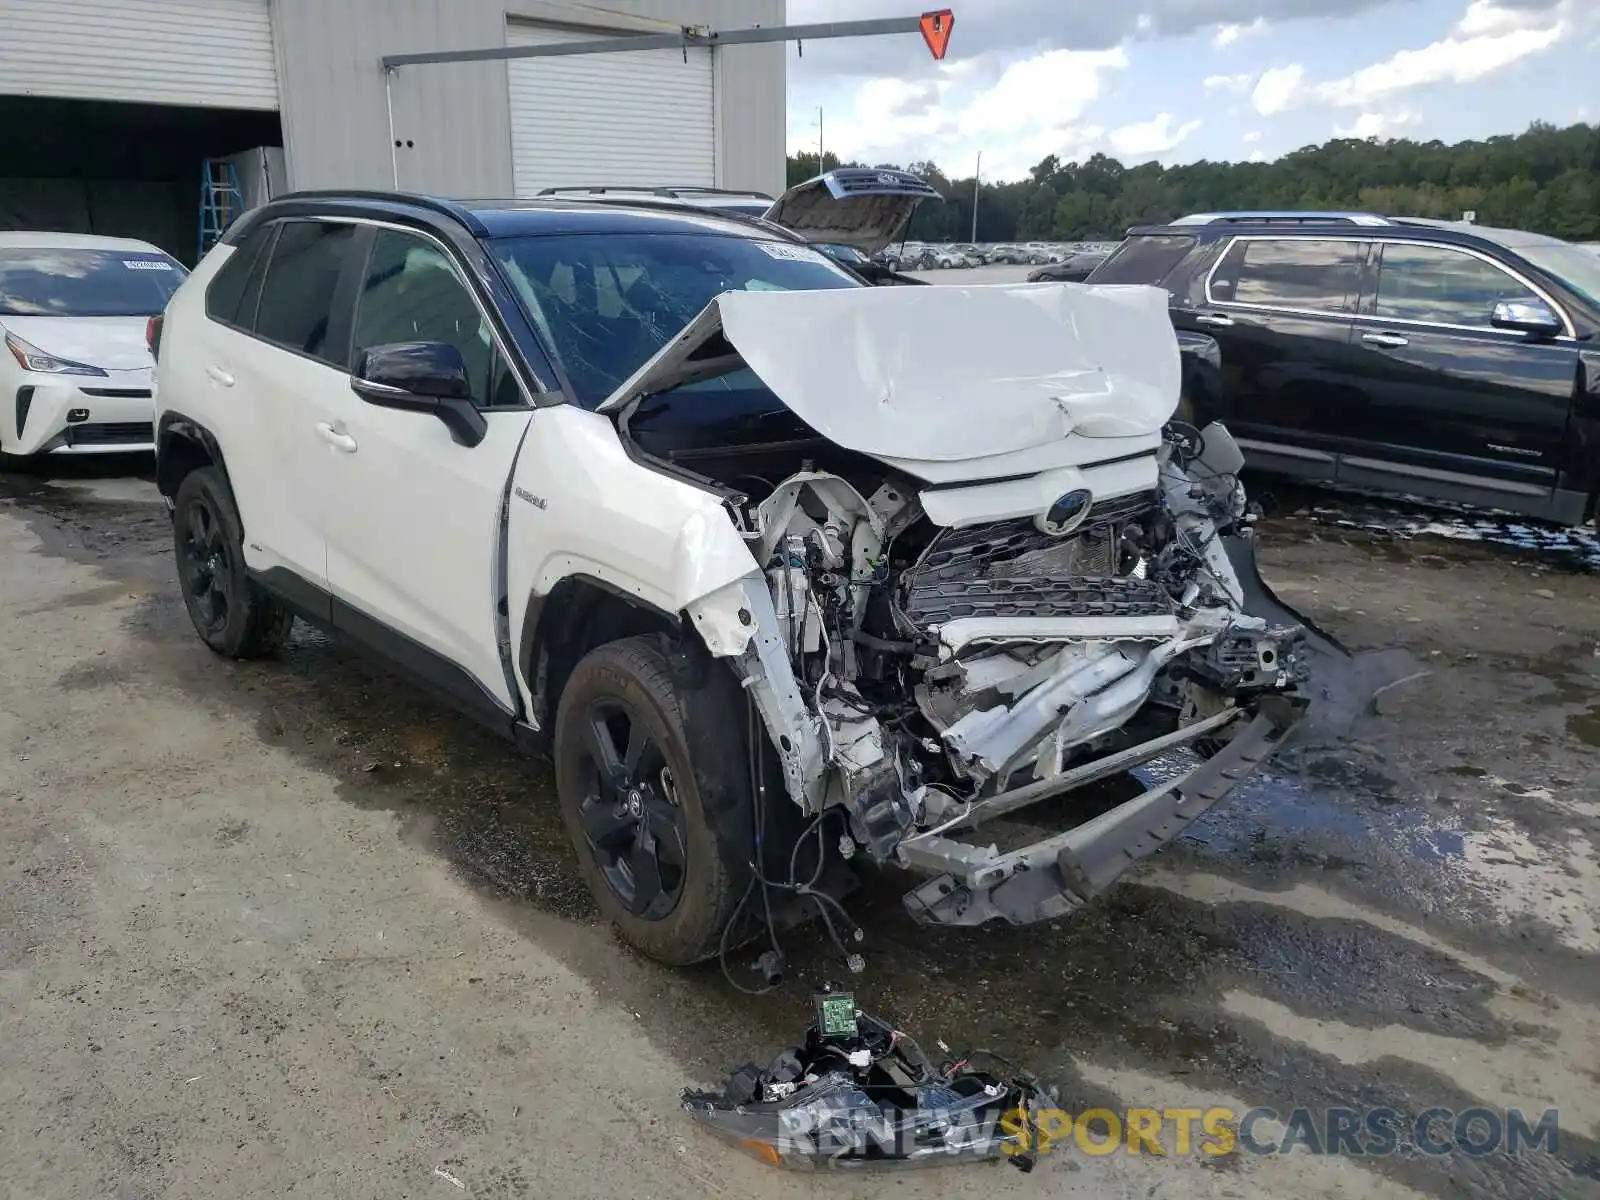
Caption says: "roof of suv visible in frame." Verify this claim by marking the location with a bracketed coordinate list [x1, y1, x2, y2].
[225, 190, 800, 245]
[1129, 210, 1574, 255]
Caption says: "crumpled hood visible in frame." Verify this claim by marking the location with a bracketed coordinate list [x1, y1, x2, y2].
[763, 168, 942, 255]
[0, 315, 154, 372]
[600, 283, 1181, 464]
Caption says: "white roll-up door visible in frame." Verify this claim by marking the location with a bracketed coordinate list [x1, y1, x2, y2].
[0, 0, 278, 110]
[507, 22, 715, 196]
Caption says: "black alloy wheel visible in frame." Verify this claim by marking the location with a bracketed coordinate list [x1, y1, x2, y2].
[179, 492, 233, 635]
[573, 699, 690, 919]
[171, 466, 293, 659]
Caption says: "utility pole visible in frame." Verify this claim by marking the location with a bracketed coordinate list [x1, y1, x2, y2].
[971, 150, 982, 242]
[818, 106, 825, 166]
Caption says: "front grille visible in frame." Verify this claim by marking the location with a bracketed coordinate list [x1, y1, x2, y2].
[79, 387, 153, 398]
[914, 491, 1158, 580]
[1086, 489, 1158, 527]
[902, 491, 1169, 628]
[904, 575, 1174, 625]
[65, 421, 154, 446]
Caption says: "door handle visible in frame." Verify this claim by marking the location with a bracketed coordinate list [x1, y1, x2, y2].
[1195, 314, 1234, 328]
[1362, 332, 1410, 348]
[315, 422, 358, 453]
[205, 365, 235, 387]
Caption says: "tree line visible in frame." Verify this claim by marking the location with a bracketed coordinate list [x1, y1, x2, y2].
[787, 120, 1600, 243]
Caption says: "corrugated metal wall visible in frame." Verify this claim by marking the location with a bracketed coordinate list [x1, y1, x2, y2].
[506, 21, 716, 194]
[506, 0, 787, 197]
[0, 0, 278, 110]
[271, 0, 516, 196]
[271, 0, 785, 198]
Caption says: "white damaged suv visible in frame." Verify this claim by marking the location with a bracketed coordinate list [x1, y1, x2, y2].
[151, 183, 1323, 968]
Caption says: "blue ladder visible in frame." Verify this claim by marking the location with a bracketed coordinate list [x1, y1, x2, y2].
[198, 158, 244, 261]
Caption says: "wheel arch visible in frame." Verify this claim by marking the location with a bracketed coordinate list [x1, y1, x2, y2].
[156, 412, 232, 504]
[519, 575, 689, 752]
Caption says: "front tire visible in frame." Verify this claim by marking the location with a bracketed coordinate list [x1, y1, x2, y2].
[172, 467, 293, 658]
[554, 636, 752, 966]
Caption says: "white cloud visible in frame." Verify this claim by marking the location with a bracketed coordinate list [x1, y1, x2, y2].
[1316, 20, 1565, 105]
[957, 47, 1128, 137]
[1251, 0, 1569, 117]
[1212, 16, 1268, 48]
[1454, 0, 1537, 38]
[1252, 64, 1306, 115]
[802, 46, 1130, 179]
[1135, 12, 1155, 33]
[1248, 149, 1267, 162]
[1335, 108, 1422, 138]
[1108, 112, 1204, 158]
[1203, 72, 1253, 95]
[1242, 130, 1263, 143]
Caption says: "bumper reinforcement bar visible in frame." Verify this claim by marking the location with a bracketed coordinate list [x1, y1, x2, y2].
[900, 694, 1305, 926]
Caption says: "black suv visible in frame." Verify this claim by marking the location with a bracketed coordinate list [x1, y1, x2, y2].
[1088, 211, 1600, 527]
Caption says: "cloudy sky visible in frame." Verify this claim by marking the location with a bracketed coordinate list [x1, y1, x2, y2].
[785, 0, 1596, 180]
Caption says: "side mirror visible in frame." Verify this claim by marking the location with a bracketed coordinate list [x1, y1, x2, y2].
[1490, 298, 1562, 339]
[350, 341, 487, 448]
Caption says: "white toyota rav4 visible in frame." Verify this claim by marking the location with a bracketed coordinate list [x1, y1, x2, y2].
[151, 182, 1330, 972]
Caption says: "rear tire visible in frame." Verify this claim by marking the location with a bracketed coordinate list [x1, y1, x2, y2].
[554, 636, 753, 966]
[172, 467, 293, 659]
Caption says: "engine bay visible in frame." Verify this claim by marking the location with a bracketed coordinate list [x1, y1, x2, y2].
[631, 379, 1311, 892]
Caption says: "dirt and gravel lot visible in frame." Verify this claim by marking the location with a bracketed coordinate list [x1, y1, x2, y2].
[1, 458, 1597, 1200]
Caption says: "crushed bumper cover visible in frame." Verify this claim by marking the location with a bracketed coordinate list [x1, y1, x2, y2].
[901, 694, 1305, 926]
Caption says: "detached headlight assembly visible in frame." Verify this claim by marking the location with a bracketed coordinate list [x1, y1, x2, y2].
[5, 331, 108, 377]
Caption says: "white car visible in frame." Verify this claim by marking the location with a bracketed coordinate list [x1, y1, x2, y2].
[0, 232, 187, 461]
[152, 190, 1325, 972]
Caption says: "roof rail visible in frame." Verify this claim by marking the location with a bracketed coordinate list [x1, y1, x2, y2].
[536, 184, 773, 200]
[1169, 210, 1393, 227]
[266, 189, 488, 234]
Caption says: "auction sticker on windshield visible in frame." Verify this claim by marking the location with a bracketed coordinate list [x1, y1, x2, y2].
[757, 242, 827, 263]
[123, 259, 175, 271]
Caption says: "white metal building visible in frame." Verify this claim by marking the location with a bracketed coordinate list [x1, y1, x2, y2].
[0, 0, 786, 261]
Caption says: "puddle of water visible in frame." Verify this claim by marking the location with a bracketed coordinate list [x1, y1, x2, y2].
[1155, 743, 1600, 958]
[1253, 481, 1600, 573]
[1568, 705, 1600, 748]
[1138, 749, 1461, 867]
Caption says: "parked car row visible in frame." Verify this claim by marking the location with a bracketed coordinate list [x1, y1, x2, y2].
[874, 240, 1118, 271]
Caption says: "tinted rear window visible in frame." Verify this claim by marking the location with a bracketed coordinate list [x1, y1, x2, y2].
[0, 248, 187, 317]
[205, 224, 275, 326]
[1209, 238, 1362, 312]
[1088, 235, 1196, 285]
[254, 220, 360, 366]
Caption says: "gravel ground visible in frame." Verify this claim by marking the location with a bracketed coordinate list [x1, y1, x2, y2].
[0, 459, 1597, 1200]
